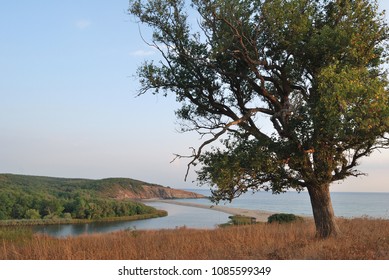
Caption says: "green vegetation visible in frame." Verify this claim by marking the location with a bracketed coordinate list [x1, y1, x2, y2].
[0, 226, 33, 242]
[0, 210, 167, 226]
[0, 174, 164, 222]
[219, 215, 257, 227]
[228, 215, 256, 225]
[267, 213, 303, 224]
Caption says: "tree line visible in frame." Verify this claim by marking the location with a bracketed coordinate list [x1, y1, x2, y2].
[0, 189, 156, 220]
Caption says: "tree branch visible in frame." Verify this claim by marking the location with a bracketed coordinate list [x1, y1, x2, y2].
[173, 109, 271, 181]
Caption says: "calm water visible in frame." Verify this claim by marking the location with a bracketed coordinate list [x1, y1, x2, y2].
[180, 190, 389, 219]
[33, 201, 230, 238]
[33, 190, 389, 237]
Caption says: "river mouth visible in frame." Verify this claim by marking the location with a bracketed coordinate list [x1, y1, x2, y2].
[32, 201, 230, 238]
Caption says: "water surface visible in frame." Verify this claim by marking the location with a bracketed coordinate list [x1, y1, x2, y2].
[33, 190, 389, 237]
[33, 201, 230, 238]
[181, 190, 389, 219]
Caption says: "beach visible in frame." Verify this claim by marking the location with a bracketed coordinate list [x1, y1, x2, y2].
[152, 199, 277, 222]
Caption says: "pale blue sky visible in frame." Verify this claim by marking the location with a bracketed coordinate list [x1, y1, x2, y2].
[0, 0, 388, 192]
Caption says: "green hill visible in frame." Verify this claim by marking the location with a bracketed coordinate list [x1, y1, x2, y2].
[0, 173, 203, 221]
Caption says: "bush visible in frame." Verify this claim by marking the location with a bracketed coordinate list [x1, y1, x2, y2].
[267, 213, 302, 224]
[218, 215, 257, 227]
[62, 213, 72, 219]
[24, 209, 41, 220]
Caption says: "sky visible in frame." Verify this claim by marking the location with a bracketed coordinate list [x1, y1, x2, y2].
[0, 0, 388, 192]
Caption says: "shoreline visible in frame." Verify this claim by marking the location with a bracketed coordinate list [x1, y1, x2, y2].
[0, 210, 168, 227]
[144, 199, 278, 222]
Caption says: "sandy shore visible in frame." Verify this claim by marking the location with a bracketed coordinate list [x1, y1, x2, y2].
[149, 199, 277, 222]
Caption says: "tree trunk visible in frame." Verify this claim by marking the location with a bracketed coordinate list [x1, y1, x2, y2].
[307, 183, 340, 238]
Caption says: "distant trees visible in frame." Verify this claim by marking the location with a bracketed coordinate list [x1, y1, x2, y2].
[0, 174, 162, 221]
[25, 209, 41, 220]
[0, 185, 156, 220]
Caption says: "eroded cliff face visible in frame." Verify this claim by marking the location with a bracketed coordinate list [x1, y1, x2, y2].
[111, 184, 205, 199]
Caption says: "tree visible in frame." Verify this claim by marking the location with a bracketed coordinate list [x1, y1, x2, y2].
[25, 209, 41, 220]
[129, 0, 389, 238]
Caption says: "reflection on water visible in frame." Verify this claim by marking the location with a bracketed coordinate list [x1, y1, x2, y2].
[33, 202, 230, 238]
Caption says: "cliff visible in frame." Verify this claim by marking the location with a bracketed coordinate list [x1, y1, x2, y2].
[110, 184, 204, 199]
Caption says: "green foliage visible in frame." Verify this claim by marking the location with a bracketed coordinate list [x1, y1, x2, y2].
[228, 215, 256, 225]
[267, 213, 303, 224]
[0, 226, 33, 242]
[0, 174, 161, 221]
[24, 209, 41, 220]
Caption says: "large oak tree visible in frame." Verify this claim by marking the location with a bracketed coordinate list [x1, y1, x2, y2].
[129, 0, 389, 238]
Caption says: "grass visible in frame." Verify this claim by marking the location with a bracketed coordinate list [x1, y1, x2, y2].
[1, 217, 389, 260]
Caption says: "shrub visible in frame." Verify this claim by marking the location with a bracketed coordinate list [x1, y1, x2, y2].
[24, 209, 41, 219]
[227, 215, 256, 226]
[267, 213, 302, 224]
[62, 213, 72, 219]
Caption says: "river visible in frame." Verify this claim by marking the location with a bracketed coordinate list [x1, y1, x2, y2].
[32, 201, 230, 238]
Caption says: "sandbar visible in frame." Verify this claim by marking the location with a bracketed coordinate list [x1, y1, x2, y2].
[148, 199, 277, 222]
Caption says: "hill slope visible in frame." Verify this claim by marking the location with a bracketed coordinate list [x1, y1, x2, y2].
[0, 174, 204, 221]
[0, 174, 204, 199]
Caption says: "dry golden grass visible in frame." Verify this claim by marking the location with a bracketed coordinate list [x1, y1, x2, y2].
[1, 218, 389, 260]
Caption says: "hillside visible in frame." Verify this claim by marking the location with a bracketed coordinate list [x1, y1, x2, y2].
[0, 173, 204, 221]
[0, 174, 204, 199]
[95, 178, 204, 199]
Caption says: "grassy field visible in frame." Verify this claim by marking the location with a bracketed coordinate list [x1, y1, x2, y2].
[1, 217, 389, 260]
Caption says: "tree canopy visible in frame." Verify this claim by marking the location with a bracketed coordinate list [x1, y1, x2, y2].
[0, 174, 159, 221]
[129, 0, 389, 238]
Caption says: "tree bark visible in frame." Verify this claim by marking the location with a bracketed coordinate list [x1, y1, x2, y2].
[307, 183, 340, 238]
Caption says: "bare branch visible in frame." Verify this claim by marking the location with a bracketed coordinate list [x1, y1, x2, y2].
[174, 109, 266, 181]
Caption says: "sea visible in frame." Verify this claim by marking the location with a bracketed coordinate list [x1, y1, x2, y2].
[33, 189, 389, 237]
[182, 189, 389, 219]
